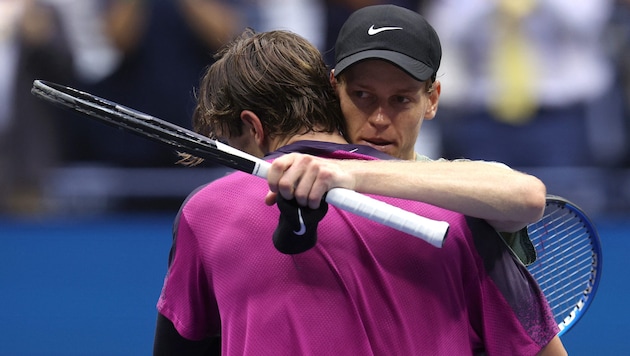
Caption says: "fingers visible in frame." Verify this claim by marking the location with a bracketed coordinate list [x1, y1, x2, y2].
[264, 191, 277, 206]
[266, 153, 299, 196]
[267, 153, 333, 209]
[300, 173, 330, 209]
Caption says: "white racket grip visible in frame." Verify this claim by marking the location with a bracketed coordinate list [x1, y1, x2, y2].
[244, 155, 448, 247]
[325, 188, 449, 248]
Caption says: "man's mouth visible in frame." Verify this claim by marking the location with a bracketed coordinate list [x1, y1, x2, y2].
[360, 139, 393, 152]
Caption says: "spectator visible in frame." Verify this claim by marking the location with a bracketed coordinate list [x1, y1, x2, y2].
[0, 0, 75, 214]
[65, 0, 242, 167]
[426, 0, 619, 168]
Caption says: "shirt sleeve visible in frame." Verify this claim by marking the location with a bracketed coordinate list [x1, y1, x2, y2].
[467, 217, 559, 355]
[501, 228, 537, 266]
[157, 209, 220, 341]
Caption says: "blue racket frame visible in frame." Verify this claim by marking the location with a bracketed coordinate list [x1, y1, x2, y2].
[526, 194, 603, 336]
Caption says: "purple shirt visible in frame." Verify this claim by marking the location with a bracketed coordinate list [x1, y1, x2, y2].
[157, 141, 558, 355]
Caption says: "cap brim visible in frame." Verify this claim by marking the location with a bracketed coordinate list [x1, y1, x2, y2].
[334, 50, 433, 81]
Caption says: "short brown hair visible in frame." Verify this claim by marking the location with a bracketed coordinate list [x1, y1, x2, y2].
[184, 29, 344, 165]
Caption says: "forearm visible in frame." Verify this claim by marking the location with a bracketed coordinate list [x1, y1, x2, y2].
[266, 154, 546, 232]
[345, 159, 547, 232]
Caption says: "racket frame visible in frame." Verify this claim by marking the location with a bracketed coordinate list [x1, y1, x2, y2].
[527, 194, 603, 336]
[31, 79, 449, 247]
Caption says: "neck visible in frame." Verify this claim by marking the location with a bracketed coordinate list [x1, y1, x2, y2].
[271, 131, 348, 152]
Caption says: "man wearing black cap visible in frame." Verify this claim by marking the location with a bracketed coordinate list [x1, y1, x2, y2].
[265, 4, 567, 356]
[328, 5, 546, 242]
[330, 3, 545, 252]
[271, 4, 545, 264]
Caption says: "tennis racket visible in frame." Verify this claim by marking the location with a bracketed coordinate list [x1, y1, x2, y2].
[31, 79, 449, 248]
[526, 195, 603, 336]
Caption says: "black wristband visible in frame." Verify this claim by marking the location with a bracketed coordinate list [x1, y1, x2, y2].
[272, 196, 328, 254]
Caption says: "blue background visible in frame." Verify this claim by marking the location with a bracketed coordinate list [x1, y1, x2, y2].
[1, 214, 628, 355]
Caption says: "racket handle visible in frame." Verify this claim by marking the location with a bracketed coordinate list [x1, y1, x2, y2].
[325, 188, 448, 248]
[251, 157, 448, 247]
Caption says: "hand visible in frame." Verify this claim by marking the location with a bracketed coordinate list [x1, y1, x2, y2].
[264, 153, 356, 209]
[272, 195, 328, 254]
[19, 1, 57, 45]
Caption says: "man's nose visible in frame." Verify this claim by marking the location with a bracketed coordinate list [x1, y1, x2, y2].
[367, 106, 391, 128]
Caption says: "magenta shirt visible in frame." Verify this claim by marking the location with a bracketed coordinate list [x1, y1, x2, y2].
[157, 142, 558, 355]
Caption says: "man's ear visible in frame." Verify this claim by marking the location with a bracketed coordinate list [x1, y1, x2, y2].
[424, 80, 441, 120]
[329, 70, 338, 90]
[240, 110, 265, 146]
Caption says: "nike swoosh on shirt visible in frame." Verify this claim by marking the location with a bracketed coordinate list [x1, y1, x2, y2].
[293, 208, 307, 235]
[367, 25, 403, 35]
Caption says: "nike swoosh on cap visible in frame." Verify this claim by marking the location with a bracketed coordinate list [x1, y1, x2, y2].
[367, 25, 403, 35]
[293, 208, 307, 235]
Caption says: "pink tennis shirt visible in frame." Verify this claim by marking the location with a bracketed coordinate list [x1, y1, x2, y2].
[157, 141, 558, 355]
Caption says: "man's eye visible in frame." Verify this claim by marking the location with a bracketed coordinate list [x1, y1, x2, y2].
[395, 96, 411, 104]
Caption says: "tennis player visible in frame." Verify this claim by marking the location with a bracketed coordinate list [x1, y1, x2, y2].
[269, 4, 546, 265]
[153, 29, 563, 355]
[265, 5, 567, 355]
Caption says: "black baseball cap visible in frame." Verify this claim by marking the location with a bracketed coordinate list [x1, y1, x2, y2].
[334, 5, 442, 82]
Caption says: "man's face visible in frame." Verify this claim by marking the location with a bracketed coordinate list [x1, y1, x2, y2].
[333, 60, 439, 160]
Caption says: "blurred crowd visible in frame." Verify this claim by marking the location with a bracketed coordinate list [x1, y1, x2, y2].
[1, 0, 629, 215]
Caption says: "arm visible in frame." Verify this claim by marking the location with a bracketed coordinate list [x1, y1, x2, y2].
[103, 0, 148, 53]
[537, 335, 568, 356]
[104, 0, 243, 53]
[177, 0, 244, 50]
[153, 313, 220, 356]
[154, 202, 222, 355]
[265, 153, 546, 232]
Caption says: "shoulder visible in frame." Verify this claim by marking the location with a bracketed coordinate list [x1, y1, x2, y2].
[178, 170, 266, 219]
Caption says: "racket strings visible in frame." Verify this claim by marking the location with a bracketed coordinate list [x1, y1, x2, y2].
[527, 204, 598, 326]
[547, 272, 594, 319]
[531, 230, 593, 281]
